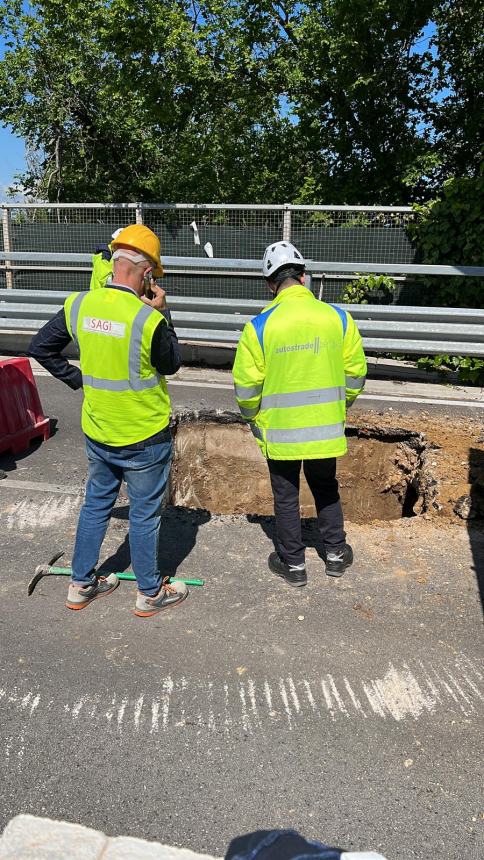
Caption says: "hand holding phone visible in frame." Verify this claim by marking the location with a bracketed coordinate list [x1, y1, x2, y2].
[141, 279, 166, 311]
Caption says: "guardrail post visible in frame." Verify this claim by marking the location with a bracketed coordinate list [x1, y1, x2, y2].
[317, 273, 325, 301]
[283, 204, 291, 242]
[1, 207, 13, 289]
[135, 203, 143, 225]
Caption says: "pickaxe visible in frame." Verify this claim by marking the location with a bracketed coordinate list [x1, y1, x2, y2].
[28, 551, 204, 596]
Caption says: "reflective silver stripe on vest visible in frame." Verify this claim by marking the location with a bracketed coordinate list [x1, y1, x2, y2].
[261, 386, 345, 410]
[128, 304, 161, 391]
[345, 375, 366, 389]
[266, 422, 345, 444]
[240, 404, 260, 419]
[82, 375, 131, 391]
[234, 383, 263, 400]
[69, 292, 86, 348]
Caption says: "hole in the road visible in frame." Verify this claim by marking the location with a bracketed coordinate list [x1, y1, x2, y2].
[169, 412, 429, 522]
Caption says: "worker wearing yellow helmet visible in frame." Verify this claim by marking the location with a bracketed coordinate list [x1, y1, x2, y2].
[30, 224, 188, 618]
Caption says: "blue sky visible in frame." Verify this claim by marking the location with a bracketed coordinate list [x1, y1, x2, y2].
[0, 125, 26, 198]
[0, 28, 27, 200]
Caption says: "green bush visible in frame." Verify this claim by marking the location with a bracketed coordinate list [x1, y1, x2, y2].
[407, 174, 484, 384]
[409, 172, 484, 309]
[416, 355, 484, 386]
[341, 274, 395, 304]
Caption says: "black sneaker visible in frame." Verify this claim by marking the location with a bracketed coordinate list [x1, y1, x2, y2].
[268, 552, 307, 587]
[325, 544, 353, 577]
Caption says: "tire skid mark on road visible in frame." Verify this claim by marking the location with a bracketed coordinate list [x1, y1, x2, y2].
[1, 654, 482, 760]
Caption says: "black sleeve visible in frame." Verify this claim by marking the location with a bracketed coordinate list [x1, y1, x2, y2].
[150, 311, 182, 376]
[94, 242, 112, 260]
[29, 310, 83, 390]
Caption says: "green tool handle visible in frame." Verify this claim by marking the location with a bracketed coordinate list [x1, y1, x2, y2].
[50, 566, 204, 586]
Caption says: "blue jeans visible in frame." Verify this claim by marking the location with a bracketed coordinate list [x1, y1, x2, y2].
[72, 435, 173, 595]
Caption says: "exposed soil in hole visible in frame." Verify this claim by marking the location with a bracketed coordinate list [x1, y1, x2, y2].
[169, 411, 433, 522]
[168, 409, 484, 524]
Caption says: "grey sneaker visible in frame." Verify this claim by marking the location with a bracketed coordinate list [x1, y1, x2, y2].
[135, 577, 188, 618]
[66, 573, 119, 610]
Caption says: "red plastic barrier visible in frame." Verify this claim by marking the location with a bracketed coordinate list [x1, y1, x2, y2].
[0, 358, 50, 455]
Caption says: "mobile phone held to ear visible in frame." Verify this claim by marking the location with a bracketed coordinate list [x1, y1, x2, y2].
[144, 274, 154, 300]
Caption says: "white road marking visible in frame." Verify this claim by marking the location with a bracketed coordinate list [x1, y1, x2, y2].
[30, 363, 484, 410]
[5, 495, 79, 529]
[328, 675, 349, 717]
[151, 701, 160, 734]
[343, 678, 366, 718]
[223, 682, 232, 729]
[458, 669, 484, 701]
[105, 695, 116, 724]
[133, 695, 144, 729]
[247, 678, 260, 729]
[358, 393, 484, 410]
[165, 379, 484, 410]
[321, 679, 335, 720]
[263, 680, 273, 713]
[162, 676, 174, 729]
[279, 679, 293, 729]
[238, 682, 252, 734]
[1, 655, 482, 761]
[302, 680, 319, 715]
[362, 681, 386, 718]
[117, 698, 128, 727]
[72, 697, 86, 719]
[0, 479, 82, 496]
[287, 677, 301, 714]
[30, 694, 40, 716]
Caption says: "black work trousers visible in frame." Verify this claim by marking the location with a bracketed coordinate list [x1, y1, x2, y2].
[267, 458, 346, 567]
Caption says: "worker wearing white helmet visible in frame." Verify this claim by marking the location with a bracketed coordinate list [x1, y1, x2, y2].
[233, 240, 367, 586]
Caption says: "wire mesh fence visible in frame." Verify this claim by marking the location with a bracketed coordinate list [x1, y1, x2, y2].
[1, 202, 417, 300]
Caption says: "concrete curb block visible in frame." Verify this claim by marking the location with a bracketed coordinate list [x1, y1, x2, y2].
[0, 815, 220, 860]
[0, 817, 390, 860]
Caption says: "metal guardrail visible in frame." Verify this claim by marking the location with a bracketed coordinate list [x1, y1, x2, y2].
[1, 282, 484, 357]
[1, 251, 483, 278]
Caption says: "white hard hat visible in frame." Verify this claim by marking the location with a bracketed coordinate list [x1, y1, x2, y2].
[111, 227, 124, 241]
[262, 241, 305, 279]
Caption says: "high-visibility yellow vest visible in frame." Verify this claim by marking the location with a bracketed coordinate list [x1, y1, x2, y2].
[65, 288, 171, 446]
[89, 246, 113, 290]
[232, 285, 367, 460]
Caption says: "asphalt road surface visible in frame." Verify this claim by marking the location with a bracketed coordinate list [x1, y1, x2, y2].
[0, 375, 483, 859]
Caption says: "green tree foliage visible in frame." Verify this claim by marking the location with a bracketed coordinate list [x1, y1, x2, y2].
[0, 0, 302, 201]
[273, 0, 436, 203]
[0, 1, 482, 203]
[432, 0, 484, 182]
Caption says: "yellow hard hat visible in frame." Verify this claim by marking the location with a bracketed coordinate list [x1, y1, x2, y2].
[111, 224, 164, 277]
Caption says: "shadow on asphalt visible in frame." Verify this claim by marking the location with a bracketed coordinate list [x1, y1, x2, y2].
[247, 514, 327, 561]
[0, 418, 58, 475]
[0, 437, 44, 474]
[99, 505, 211, 577]
[469, 447, 484, 612]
